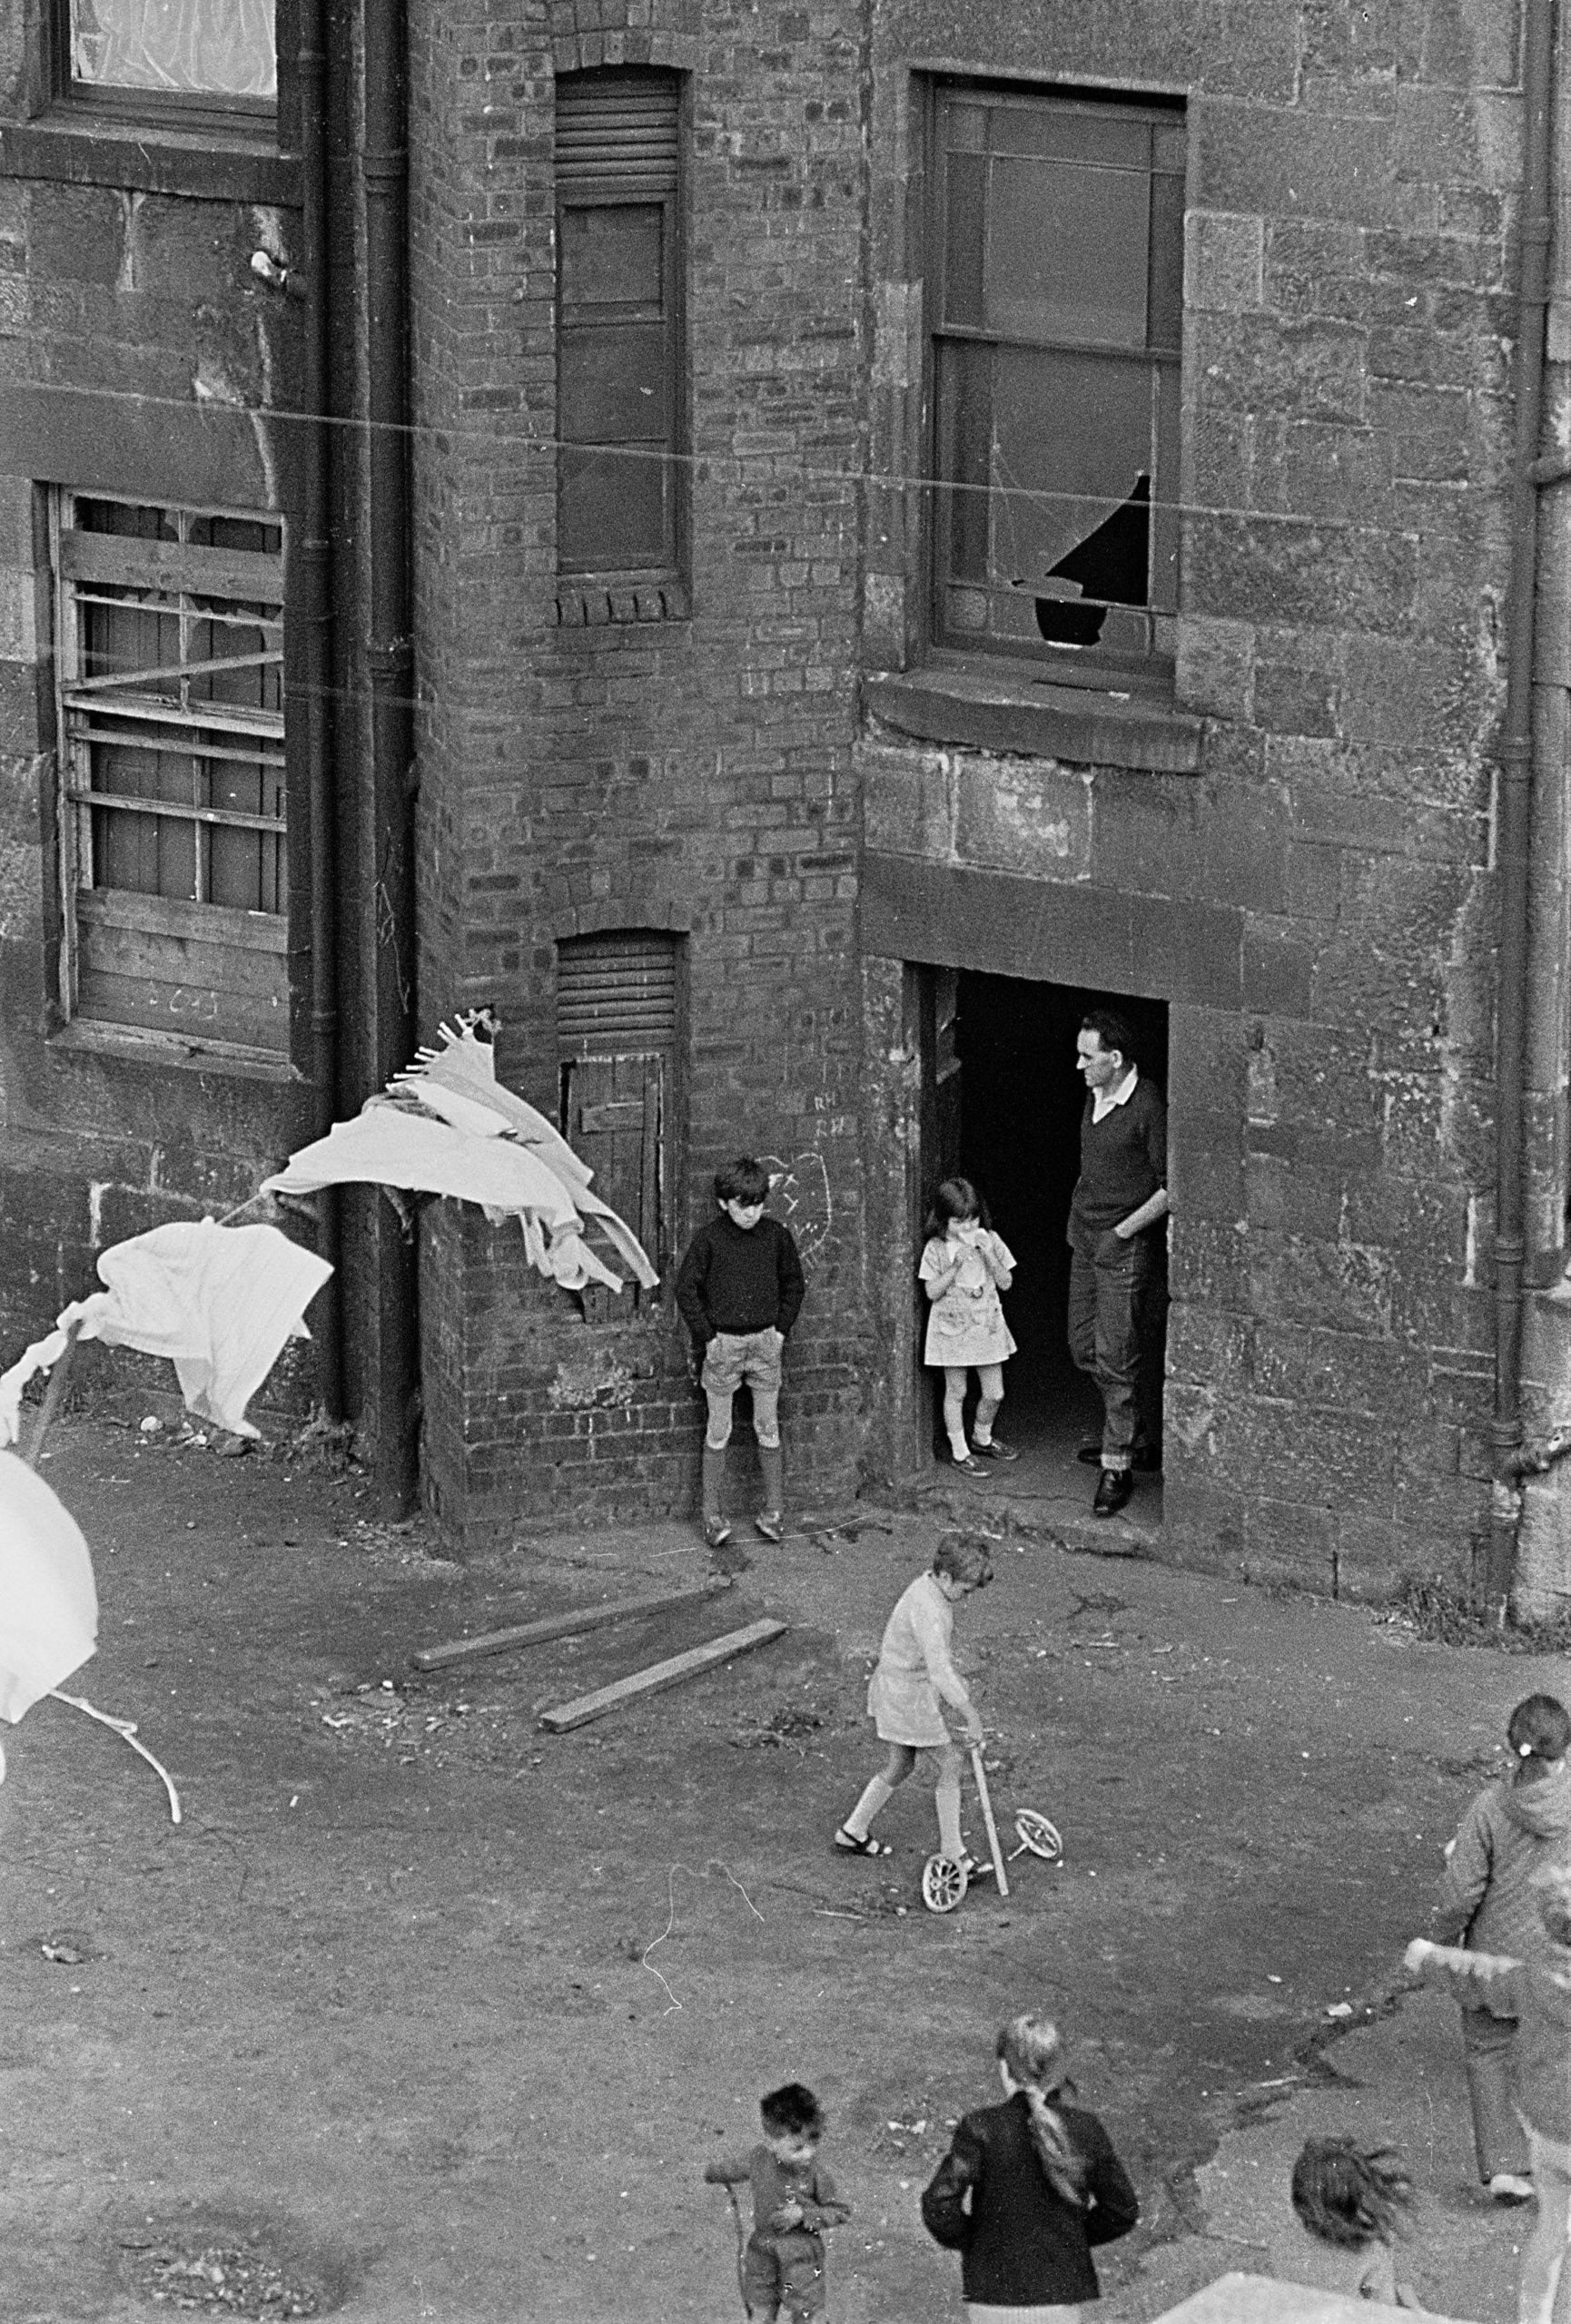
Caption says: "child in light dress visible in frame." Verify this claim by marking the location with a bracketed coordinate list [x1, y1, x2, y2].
[833, 1530, 993, 1875]
[920, 1178, 1018, 1476]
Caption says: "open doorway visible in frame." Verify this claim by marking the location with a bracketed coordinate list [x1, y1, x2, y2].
[921, 971, 1168, 1509]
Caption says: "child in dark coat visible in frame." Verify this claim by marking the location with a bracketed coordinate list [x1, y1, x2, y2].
[922, 2014, 1138, 2320]
[1429, 1691, 1571, 2202]
[704, 2082, 851, 2322]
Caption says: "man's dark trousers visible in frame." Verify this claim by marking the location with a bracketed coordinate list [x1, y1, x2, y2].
[1068, 1232, 1168, 1472]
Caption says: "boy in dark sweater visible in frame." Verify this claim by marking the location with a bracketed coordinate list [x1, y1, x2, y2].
[676, 1157, 805, 1548]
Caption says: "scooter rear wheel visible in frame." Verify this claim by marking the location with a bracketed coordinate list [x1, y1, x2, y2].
[922, 1854, 969, 1913]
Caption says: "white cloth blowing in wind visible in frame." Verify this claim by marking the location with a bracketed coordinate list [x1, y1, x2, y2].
[264, 1019, 659, 1295]
[0, 1219, 331, 1447]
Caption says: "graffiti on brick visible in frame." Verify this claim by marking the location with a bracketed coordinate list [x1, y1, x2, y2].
[547, 1350, 637, 1411]
[760, 1150, 832, 1275]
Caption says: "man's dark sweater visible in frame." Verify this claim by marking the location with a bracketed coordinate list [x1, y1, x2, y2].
[675, 1214, 805, 1344]
[1067, 1078, 1168, 1252]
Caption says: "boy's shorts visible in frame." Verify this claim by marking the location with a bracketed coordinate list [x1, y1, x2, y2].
[744, 2230, 826, 2322]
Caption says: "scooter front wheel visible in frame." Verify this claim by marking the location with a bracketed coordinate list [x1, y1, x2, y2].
[1013, 1811, 1062, 1862]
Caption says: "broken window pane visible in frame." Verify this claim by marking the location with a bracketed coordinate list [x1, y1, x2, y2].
[931, 86, 1184, 668]
[70, 0, 276, 100]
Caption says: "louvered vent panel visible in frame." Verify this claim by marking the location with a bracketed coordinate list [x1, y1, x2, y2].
[556, 72, 679, 192]
[558, 932, 678, 1050]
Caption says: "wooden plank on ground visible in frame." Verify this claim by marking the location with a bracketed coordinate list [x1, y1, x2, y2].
[538, 1618, 788, 1733]
[411, 1577, 733, 1670]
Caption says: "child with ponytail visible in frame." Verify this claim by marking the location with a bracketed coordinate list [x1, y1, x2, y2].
[921, 2014, 1138, 2320]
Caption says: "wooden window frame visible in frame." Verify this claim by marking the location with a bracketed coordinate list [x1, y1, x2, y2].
[47, 0, 282, 132]
[51, 491, 290, 1059]
[924, 80, 1185, 694]
[553, 68, 689, 625]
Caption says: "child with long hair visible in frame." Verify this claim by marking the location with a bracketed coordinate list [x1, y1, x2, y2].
[1428, 1691, 1571, 2203]
[921, 1178, 1018, 1474]
[834, 1531, 993, 1875]
[1288, 2138, 1422, 2307]
[921, 2014, 1138, 2319]
[1408, 1860, 1571, 2324]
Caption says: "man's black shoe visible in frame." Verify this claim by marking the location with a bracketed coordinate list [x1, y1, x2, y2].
[1092, 1468, 1133, 1518]
[1076, 1441, 1102, 1465]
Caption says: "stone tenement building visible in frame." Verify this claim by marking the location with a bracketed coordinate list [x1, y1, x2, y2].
[3, 0, 1570, 1605]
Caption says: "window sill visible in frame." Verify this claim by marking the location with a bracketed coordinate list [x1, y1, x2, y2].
[862, 665, 1204, 775]
[48, 1019, 301, 1083]
[0, 113, 298, 203]
[553, 579, 691, 628]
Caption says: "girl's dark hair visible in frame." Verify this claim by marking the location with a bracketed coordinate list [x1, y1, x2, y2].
[716, 1157, 771, 1207]
[761, 2082, 824, 2137]
[924, 1177, 991, 1240]
[1291, 2139, 1412, 2252]
[1508, 1693, 1571, 1765]
[933, 1530, 994, 1589]
[996, 2016, 1085, 2206]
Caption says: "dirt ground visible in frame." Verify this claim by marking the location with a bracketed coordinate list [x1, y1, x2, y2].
[1, 1412, 1557, 2322]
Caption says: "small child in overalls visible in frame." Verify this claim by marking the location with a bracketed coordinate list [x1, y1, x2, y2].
[704, 2082, 851, 2321]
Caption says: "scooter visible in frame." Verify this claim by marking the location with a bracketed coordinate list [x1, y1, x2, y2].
[922, 1743, 1062, 1913]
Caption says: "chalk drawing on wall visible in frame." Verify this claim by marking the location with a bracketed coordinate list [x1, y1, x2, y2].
[761, 1150, 833, 1275]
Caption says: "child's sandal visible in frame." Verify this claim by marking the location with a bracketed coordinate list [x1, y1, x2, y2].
[834, 1827, 892, 1857]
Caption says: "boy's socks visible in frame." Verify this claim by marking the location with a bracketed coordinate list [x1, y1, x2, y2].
[702, 1444, 726, 1519]
[947, 1430, 969, 1462]
[844, 1776, 893, 1837]
[936, 1766, 964, 1859]
[759, 1443, 785, 1513]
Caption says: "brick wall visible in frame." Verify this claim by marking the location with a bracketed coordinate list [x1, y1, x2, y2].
[407, 0, 871, 1534]
[0, 152, 314, 1372]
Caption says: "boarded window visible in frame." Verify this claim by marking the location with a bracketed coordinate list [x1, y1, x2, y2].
[53, 493, 288, 1056]
[558, 931, 682, 1316]
[555, 70, 684, 584]
[65, 0, 276, 102]
[929, 86, 1184, 679]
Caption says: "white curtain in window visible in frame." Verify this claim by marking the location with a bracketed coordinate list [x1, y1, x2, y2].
[72, 0, 276, 99]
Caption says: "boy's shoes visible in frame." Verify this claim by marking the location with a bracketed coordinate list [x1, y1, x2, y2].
[703, 1514, 733, 1549]
[1092, 1468, 1133, 1517]
[969, 1438, 1019, 1462]
[755, 1510, 786, 1542]
[950, 1452, 988, 1477]
[1487, 2172, 1534, 2204]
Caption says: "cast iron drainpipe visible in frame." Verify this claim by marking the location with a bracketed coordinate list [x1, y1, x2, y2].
[361, 0, 420, 1514]
[297, 0, 344, 1415]
[1487, 0, 1556, 1620]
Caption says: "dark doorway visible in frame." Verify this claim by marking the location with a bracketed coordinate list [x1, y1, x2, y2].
[942, 973, 1168, 1492]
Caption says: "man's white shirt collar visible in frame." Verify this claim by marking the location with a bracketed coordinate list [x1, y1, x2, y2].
[1091, 1062, 1139, 1124]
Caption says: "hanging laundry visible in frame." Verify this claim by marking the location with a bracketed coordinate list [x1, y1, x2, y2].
[0, 1220, 331, 1446]
[263, 1016, 659, 1295]
[0, 1451, 97, 1724]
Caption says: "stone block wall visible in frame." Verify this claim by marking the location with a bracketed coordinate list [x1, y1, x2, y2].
[854, 0, 1546, 1595]
[407, 0, 871, 1532]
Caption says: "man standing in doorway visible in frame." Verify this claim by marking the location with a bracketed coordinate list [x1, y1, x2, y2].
[1068, 1009, 1170, 1518]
